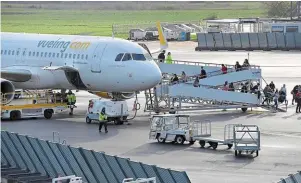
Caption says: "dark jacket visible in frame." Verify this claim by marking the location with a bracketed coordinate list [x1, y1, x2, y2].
[158, 52, 165, 60]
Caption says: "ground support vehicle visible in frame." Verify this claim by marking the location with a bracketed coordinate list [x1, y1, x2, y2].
[86, 99, 129, 125]
[233, 125, 260, 157]
[192, 123, 239, 150]
[1, 91, 68, 120]
[149, 114, 199, 144]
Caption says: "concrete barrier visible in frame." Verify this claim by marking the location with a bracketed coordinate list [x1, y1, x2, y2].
[196, 32, 301, 51]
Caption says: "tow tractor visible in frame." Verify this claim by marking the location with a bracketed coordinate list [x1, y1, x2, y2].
[1, 90, 69, 120]
[149, 114, 261, 156]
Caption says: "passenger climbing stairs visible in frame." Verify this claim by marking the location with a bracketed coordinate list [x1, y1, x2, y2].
[144, 60, 286, 113]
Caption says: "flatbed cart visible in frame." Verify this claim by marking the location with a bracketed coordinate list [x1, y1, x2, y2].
[192, 122, 241, 150]
[233, 125, 260, 157]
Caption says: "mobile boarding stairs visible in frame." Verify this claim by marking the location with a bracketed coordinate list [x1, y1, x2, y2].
[144, 60, 287, 113]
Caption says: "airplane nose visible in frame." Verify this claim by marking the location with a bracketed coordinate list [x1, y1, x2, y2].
[141, 62, 162, 89]
[150, 64, 162, 86]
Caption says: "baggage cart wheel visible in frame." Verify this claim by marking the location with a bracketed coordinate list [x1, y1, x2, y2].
[227, 144, 233, 149]
[175, 136, 184, 145]
[212, 142, 218, 150]
[199, 140, 206, 148]
[157, 138, 166, 143]
[235, 150, 238, 156]
[189, 140, 196, 145]
[86, 117, 91, 124]
[256, 150, 259, 156]
[44, 109, 53, 119]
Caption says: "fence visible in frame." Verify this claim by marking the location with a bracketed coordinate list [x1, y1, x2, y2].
[1, 131, 191, 183]
[195, 32, 301, 51]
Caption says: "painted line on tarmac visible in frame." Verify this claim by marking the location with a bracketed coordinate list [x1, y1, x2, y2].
[261, 132, 301, 139]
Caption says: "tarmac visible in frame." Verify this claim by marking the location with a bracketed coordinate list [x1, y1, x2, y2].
[2, 41, 301, 183]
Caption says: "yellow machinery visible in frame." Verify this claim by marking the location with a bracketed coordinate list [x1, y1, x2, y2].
[1, 90, 68, 120]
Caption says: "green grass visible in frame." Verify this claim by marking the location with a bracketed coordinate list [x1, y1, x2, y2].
[1, 7, 266, 38]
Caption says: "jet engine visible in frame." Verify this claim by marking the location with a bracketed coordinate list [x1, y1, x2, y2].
[1, 78, 15, 105]
[89, 91, 135, 100]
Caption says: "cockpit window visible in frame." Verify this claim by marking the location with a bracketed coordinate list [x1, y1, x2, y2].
[122, 53, 132, 61]
[115, 53, 124, 61]
[132, 54, 146, 61]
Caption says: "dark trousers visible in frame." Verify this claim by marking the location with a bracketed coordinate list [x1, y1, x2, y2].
[99, 121, 107, 132]
[296, 100, 301, 113]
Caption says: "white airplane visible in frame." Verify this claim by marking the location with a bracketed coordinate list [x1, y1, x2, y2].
[1, 22, 168, 104]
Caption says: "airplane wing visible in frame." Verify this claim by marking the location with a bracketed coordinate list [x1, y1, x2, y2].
[42, 65, 78, 72]
[1, 69, 32, 82]
[150, 21, 168, 55]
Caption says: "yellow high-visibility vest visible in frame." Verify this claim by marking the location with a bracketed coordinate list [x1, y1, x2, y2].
[166, 55, 172, 64]
[99, 113, 107, 121]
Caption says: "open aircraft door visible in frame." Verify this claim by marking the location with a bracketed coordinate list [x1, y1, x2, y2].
[91, 43, 107, 73]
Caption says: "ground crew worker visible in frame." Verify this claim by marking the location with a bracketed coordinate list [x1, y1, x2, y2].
[166, 52, 172, 64]
[67, 90, 76, 115]
[99, 107, 108, 133]
[296, 89, 301, 113]
[158, 50, 165, 63]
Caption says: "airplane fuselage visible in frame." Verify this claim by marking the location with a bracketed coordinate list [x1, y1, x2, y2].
[1, 32, 162, 92]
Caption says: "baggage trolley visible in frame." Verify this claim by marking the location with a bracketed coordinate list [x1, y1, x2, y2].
[233, 125, 260, 157]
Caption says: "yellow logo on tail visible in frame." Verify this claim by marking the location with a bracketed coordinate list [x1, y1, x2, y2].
[156, 21, 168, 50]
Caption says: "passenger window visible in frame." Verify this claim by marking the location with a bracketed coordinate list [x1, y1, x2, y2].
[81, 54, 84, 59]
[115, 53, 124, 61]
[41, 52, 44, 57]
[86, 55, 88, 60]
[132, 53, 146, 61]
[4, 50, 7, 55]
[73, 54, 76, 59]
[122, 53, 132, 61]
[44, 52, 47, 57]
[65, 53, 68, 58]
[36, 52, 39, 57]
[16, 50, 19, 55]
[52, 53, 55, 57]
[28, 51, 31, 56]
[57, 53, 60, 58]
[68, 54, 71, 58]
[1, 50, 3, 54]
[12, 50, 15, 55]
[49, 53, 51, 57]
[8, 50, 11, 55]
[23, 51, 26, 56]
[61, 53, 64, 58]
[32, 52, 35, 56]
[77, 54, 80, 59]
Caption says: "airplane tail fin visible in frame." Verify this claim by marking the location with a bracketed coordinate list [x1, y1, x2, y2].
[150, 21, 168, 55]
